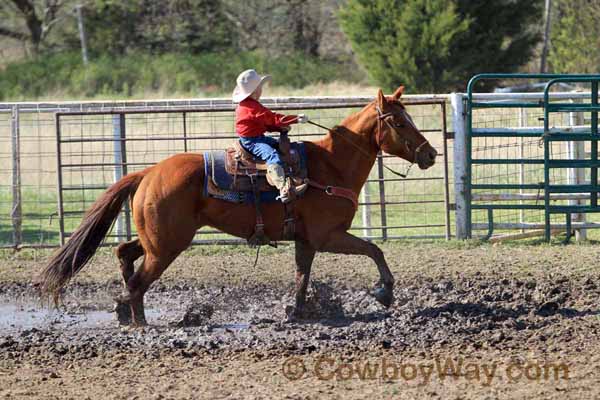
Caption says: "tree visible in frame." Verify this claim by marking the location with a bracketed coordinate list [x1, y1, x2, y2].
[339, 0, 542, 92]
[79, 0, 234, 55]
[548, 0, 600, 73]
[221, 0, 344, 58]
[0, 0, 75, 56]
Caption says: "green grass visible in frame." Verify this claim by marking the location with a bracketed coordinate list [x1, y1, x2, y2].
[0, 51, 366, 101]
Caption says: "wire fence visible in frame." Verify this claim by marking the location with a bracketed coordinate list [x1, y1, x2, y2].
[0, 96, 452, 248]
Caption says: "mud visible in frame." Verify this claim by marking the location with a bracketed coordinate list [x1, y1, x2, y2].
[0, 242, 599, 398]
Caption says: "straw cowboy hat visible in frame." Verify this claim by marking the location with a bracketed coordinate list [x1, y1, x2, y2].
[232, 69, 271, 103]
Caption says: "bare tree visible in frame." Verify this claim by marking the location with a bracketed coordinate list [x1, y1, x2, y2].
[221, 0, 344, 58]
[540, 0, 552, 73]
[0, 0, 74, 55]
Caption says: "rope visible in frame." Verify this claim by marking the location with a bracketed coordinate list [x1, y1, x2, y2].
[251, 246, 260, 268]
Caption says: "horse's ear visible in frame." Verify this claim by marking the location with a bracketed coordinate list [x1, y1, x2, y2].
[377, 89, 388, 109]
[392, 86, 405, 100]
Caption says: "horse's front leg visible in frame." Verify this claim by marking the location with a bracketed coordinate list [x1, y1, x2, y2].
[288, 240, 316, 319]
[317, 230, 395, 307]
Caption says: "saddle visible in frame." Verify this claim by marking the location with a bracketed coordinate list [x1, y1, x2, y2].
[203, 132, 308, 247]
[224, 136, 307, 192]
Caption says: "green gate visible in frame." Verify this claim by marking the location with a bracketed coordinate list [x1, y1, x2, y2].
[466, 73, 600, 241]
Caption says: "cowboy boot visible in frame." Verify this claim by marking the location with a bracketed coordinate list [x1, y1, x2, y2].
[267, 164, 291, 203]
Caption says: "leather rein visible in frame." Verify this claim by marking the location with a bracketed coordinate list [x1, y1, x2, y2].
[307, 104, 428, 177]
[304, 104, 429, 209]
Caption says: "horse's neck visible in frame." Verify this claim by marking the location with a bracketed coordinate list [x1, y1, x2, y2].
[311, 109, 378, 194]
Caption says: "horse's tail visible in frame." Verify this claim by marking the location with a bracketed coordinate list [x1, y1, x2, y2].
[38, 170, 147, 301]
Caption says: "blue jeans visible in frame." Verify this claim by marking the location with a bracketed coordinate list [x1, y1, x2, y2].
[239, 135, 283, 166]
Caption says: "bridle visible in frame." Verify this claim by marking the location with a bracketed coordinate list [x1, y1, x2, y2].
[375, 105, 429, 165]
[373, 104, 430, 178]
[306, 101, 430, 178]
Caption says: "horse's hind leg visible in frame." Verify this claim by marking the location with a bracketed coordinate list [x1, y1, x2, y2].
[123, 225, 197, 326]
[115, 239, 144, 285]
[124, 253, 173, 326]
[114, 239, 144, 325]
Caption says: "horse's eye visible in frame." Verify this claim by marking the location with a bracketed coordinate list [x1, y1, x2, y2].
[395, 123, 405, 128]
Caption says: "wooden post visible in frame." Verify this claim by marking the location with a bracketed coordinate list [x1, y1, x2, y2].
[451, 93, 468, 239]
[11, 106, 22, 248]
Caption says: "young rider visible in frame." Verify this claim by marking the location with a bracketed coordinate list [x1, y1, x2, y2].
[233, 69, 308, 203]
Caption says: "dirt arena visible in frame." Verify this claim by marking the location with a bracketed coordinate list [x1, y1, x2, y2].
[0, 241, 599, 399]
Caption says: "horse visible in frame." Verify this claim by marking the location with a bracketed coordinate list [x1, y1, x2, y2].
[38, 86, 438, 326]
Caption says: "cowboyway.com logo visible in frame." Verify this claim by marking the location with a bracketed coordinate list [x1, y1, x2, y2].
[281, 356, 570, 385]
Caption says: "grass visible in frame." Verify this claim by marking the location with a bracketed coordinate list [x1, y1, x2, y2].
[0, 51, 368, 102]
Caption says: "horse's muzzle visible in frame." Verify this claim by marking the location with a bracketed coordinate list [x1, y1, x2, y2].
[417, 145, 437, 169]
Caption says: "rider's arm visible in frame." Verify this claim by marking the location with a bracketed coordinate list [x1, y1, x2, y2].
[256, 107, 298, 132]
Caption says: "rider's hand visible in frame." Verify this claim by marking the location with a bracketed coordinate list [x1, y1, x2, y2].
[297, 114, 308, 123]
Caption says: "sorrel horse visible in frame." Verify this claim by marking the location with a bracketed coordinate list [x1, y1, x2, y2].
[38, 87, 437, 325]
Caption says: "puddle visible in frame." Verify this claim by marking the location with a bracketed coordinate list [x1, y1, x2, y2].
[210, 323, 250, 332]
[0, 300, 251, 334]
[0, 302, 160, 332]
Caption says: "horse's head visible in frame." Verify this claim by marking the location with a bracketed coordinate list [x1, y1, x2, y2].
[373, 87, 437, 169]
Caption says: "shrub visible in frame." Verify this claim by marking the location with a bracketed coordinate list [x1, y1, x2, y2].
[0, 51, 364, 100]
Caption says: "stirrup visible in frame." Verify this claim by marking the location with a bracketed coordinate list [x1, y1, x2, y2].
[292, 179, 308, 196]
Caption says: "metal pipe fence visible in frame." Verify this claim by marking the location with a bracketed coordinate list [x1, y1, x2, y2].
[451, 85, 600, 241]
[1, 96, 452, 248]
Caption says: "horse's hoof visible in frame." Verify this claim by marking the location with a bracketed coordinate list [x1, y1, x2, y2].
[373, 287, 394, 308]
[113, 301, 132, 326]
[284, 305, 305, 322]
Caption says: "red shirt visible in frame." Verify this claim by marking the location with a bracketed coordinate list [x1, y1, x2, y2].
[235, 98, 298, 138]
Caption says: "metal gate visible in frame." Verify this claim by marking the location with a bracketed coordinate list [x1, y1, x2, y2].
[466, 73, 600, 241]
[54, 99, 451, 246]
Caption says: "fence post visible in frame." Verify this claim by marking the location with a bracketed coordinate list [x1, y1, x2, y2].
[11, 106, 22, 248]
[451, 93, 468, 239]
[361, 180, 372, 239]
[518, 107, 527, 233]
[568, 100, 586, 240]
[376, 152, 388, 240]
[112, 114, 127, 242]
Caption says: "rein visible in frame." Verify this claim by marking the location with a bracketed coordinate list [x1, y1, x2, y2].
[306, 106, 427, 179]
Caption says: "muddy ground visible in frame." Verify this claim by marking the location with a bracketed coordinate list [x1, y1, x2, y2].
[0, 241, 599, 399]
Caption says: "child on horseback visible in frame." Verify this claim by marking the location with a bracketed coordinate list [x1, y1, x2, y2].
[233, 69, 308, 203]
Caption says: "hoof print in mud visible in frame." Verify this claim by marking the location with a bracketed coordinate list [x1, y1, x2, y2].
[536, 301, 560, 317]
[177, 303, 214, 327]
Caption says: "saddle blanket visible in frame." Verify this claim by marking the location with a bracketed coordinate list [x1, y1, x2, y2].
[203, 142, 307, 204]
